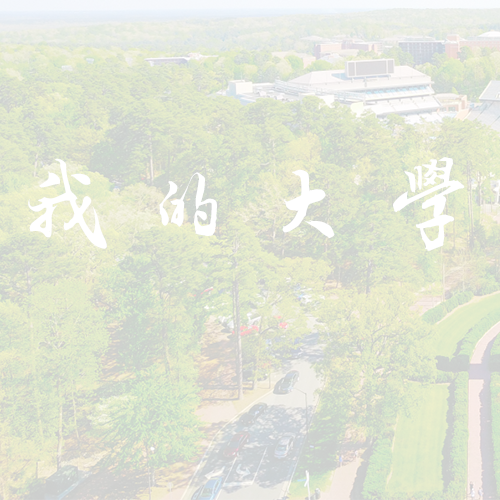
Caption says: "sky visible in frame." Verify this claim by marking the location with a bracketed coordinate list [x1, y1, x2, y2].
[2, 0, 500, 11]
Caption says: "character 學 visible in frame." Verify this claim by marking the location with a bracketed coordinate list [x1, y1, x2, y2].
[393, 157, 464, 251]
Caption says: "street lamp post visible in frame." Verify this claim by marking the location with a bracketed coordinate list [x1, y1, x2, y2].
[148, 446, 155, 500]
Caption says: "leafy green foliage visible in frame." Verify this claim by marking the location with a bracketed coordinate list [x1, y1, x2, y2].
[362, 432, 394, 500]
[95, 365, 201, 471]
[320, 287, 434, 436]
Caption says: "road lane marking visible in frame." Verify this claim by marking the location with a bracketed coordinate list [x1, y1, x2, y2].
[252, 447, 267, 485]
[222, 457, 237, 489]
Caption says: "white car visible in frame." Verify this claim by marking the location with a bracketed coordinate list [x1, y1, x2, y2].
[274, 433, 295, 459]
[218, 313, 261, 331]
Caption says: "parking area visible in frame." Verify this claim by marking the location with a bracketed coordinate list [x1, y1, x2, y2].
[222, 446, 268, 487]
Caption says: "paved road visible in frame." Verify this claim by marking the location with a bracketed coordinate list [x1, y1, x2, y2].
[183, 333, 323, 500]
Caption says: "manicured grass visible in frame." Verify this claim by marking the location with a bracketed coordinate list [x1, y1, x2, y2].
[431, 292, 500, 358]
[387, 384, 448, 495]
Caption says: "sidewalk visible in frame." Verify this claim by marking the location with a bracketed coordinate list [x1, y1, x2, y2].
[324, 432, 366, 500]
[468, 321, 500, 500]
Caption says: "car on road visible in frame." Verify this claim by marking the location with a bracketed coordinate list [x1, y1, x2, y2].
[274, 370, 299, 394]
[274, 433, 295, 459]
[222, 431, 249, 458]
[193, 477, 223, 500]
[241, 403, 268, 425]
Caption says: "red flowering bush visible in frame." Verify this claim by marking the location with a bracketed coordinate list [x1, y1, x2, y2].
[232, 325, 259, 336]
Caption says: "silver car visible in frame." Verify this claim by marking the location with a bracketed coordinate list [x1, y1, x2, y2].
[274, 433, 295, 459]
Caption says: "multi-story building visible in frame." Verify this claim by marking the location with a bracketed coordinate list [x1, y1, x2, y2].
[398, 32, 500, 64]
[460, 31, 500, 53]
[398, 37, 446, 65]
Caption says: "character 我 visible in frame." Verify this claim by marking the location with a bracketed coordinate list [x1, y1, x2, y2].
[29, 159, 107, 249]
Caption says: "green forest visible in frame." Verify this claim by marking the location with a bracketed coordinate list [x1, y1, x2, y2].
[2, 8, 500, 500]
[0, 9, 500, 50]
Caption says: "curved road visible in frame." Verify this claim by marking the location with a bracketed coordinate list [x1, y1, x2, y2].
[182, 333, 323, 500]
[468, 321, 500, 499]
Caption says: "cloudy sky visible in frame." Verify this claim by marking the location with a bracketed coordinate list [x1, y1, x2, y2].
[1, 0, 500, 11]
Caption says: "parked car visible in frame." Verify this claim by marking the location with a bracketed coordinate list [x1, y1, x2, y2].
[193, 477, 223, 500]
[218, 313, 261, 332]
[274, 433, 295, 459]
[274, 370, 299, 394]
[222, 432, 249, 458]
[241, 403, 268, 425]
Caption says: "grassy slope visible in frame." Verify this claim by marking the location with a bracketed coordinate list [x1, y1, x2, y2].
[387, 384, 448, 495]
[431, 293, 500, 358]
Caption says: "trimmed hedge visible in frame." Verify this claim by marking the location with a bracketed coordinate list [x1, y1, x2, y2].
[492, 373, 500, 498]
[452, 309, 500, 371]
[490, 330, 500, 372]
[422, 291, 473, 325]
[443, 372, 468, 500]
[362, 431, 394, 500]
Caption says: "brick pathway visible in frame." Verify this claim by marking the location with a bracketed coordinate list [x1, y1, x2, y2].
[468, 321, 500, 499]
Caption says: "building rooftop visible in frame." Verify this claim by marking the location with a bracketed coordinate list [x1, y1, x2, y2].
[478, 31, 500, 38]
[289, 65, 431, 93]
[479, 81, 500, 101]
[467, 101, 500, 132]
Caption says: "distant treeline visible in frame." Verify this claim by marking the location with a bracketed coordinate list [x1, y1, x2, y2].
[0, 9, 500, 54]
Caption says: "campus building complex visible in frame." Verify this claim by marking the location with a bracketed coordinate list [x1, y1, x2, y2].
[226, 59, 443, 122]
[397, 32, 500, 63]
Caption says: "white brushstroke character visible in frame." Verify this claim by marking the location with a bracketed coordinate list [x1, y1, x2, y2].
[283, 170, 334, 238]
[393, 158, 464, 251]
[29, 159, 107, 249]
[159, 173, 217, 236]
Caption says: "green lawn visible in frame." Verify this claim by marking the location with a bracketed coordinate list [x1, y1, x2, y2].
[431, 292, 500, 358]
[387, 384, 448, 495]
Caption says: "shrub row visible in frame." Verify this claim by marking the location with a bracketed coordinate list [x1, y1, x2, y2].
[443, 372, 468, 500]
[452, 309, 500, 371]
[362, 431, 394, 500]
[387, 492, 442, 500]
[422, 291, 474, 325]
[490, 328, 500, 371]
[491, 373, 500, 499]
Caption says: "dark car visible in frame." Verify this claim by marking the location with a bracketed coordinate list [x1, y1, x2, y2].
[193, 477, 223, 500]
[274, 370, 299, 394]
[241, 403, 268, 425]
[222, 432, 249, 458]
